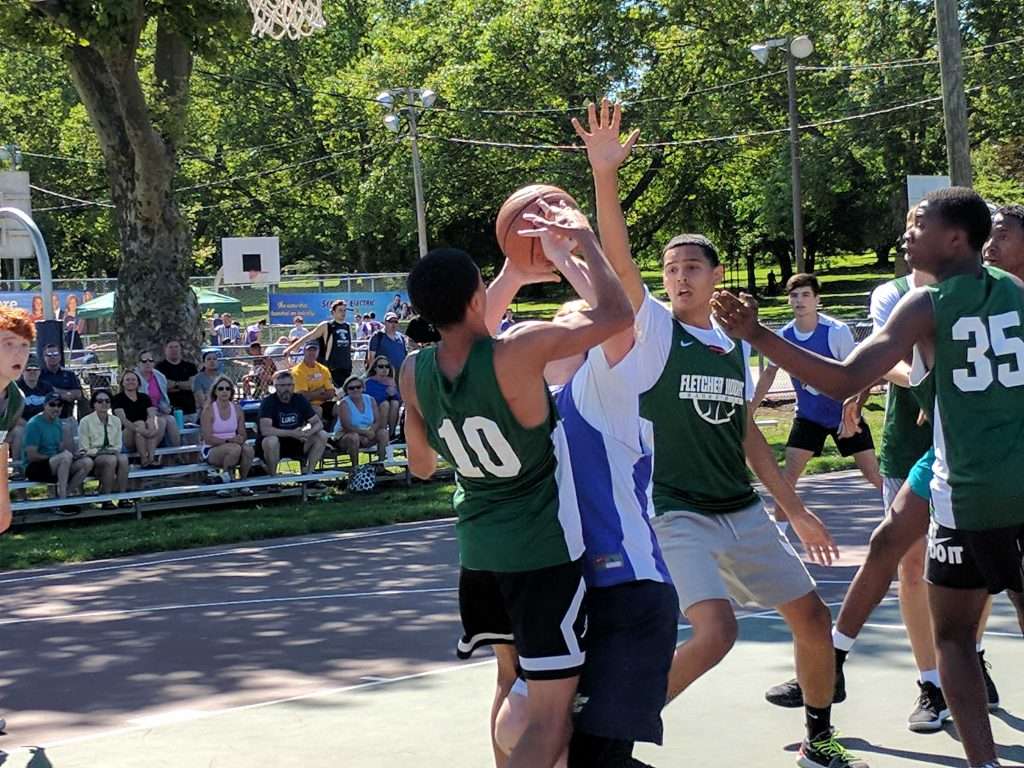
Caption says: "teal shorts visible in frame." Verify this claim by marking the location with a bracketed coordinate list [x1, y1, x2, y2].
[907, 448, 935, 500]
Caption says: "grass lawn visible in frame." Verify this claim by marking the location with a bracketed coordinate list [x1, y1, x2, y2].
[0, 396, 889, 572]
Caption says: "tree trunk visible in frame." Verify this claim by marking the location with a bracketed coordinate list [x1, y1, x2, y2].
[745, 248, 757, 295]
[63, 24, 201, 364]
[874, 245, 891, 267]
[772, 242, 793, 284]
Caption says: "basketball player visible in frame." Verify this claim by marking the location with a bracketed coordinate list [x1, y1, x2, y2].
[575, 99, 865, 768]
[400, 203, 633, 768]
[482, 231, 677, 766]
[751, 272, 882, 520]
[713, 187, 1024, 768]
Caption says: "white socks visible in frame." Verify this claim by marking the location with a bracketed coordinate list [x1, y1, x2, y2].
[920, 668, 941, 687]
[831, 628, 856, 652]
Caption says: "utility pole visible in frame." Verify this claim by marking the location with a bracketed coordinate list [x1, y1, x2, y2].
[785, 55, 805, 274]
[934, 0, 973, 186]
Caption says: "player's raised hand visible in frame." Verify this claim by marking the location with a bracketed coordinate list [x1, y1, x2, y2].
[572, 98, 640, 175]
[787, 506, 840, 566]
[711, 290, 761, 340]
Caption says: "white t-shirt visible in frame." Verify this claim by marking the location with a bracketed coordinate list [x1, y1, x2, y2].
[632, 290, 754, 400]
[776, 313, 856, 361]
[870, 273, 918, 332]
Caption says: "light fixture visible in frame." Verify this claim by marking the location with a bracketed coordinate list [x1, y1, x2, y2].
[749, 43, 771, 66]
[376, 91, 394, 108]
[383, 113, 401, 133]
[419, 89, 437, 108]
[789, 35, 814, 60]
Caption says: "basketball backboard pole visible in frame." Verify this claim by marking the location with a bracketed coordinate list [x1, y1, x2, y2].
[0, 207, 54, 320]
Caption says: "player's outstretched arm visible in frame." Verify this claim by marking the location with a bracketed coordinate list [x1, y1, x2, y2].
[713, 289, 933, 401]
[573, 99, 644, 311]
[283, 322, 326, 356]
[749, 364, 779, 412]
[504, 204, 633, 367]
[743, 416, 838, 566]
[398, 352, 437, 479]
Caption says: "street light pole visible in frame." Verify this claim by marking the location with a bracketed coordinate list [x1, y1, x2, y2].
[934, 0, 972, 186]
[785, 54, 805, 274]
[378, 87, 436, 259]
[405, 91, 429, 258]
[751, 35, 813, 274]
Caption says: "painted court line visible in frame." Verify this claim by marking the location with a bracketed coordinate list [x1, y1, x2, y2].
[0, 520, 455, 586]
[861, 621, 1021, 639]
[0, 586, 459, 627]
[16, 658, 495, 754]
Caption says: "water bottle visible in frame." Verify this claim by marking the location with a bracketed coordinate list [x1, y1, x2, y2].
[174, 409, 185, 431]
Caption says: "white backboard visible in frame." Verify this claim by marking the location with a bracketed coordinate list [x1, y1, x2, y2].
[221, 236, 281, 285]
[906, 175, 951, 209]
[0, 171, 34, 261]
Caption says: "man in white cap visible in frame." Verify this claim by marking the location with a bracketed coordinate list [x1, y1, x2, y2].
[366, 311, 408, 373]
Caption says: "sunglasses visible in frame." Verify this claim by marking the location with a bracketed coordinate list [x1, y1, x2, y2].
[95, 398, 111, 404]
[215, 385, 232, 392]
[386, 319, 398, 323]
[375, 364, 390, 369]
[140, 358, 154, 363]
[45, 351, 61, 357]
[45, 401, 62, 407]
[347, 385, 363, 391]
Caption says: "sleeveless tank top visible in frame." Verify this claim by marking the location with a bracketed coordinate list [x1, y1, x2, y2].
[211, 401, 238, 441]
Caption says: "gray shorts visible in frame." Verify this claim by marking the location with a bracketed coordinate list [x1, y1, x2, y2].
[881, 475, 906, 515]
[651, 500, 816, 614]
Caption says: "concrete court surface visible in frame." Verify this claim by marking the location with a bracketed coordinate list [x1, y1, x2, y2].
[0, 470, 1020, 767]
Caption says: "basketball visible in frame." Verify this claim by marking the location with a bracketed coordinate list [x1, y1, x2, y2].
[495, 184, 580, 272]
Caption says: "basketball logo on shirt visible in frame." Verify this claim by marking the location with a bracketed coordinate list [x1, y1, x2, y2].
[678, 374, 744, 426]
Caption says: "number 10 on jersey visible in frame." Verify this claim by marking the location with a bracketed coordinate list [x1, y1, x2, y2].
[438, 417, 523, 478]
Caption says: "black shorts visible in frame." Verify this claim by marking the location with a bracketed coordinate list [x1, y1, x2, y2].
[926, 520, 1024, 594]
[787, 416, 875, 457]
[574, 581, 678, 745]
[25, 459, 56, 483]
[456, 560, 587, 680]
[256, 436, 306, 461]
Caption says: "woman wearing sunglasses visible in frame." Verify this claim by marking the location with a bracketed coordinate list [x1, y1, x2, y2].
[200, 376, 255, 494]
[364, 355, 401, 440]
[333, 375, 389, 469]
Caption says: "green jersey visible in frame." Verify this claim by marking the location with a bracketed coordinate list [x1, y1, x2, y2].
[929, 266, 1024, 530]
[635, 293, 758, 515]
[0, 380, 24, 437]
[873, 276, 933, 478]
[414, 338, 581, 571]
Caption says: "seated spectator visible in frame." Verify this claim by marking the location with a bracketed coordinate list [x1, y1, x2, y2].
[367, 312, 408, 373]
[364, 355, 401, 439]
[241, 341, 277, 398]
[136, 353, 182, 452]
[257, 371, 328, 486]
[11, 355, 55, 465]
[23, 393, 92, 503]
[79, 389, 129, 507]
[192, 350, 221, 412]
[200, 376, 254, 496]
[264, 335, 291, 364]
[333, 375, 389, 468]
[245, 318, 267, 345]
[156, 340, 198, 421]
[112, 370, 165, 468]
[291, 342, 335, 420]
[498, 309, 515, 333]
[288, 315, 306, 341]
[39, 343, 83, 429]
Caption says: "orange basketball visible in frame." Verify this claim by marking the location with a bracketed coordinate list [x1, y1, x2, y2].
[495, 184, 580, 272]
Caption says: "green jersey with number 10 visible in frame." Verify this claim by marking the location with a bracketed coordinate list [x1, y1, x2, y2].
[929, 265, 1024, 530]
[414, 338, 582, 572]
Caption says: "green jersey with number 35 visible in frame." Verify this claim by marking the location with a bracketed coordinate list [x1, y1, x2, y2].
[929, 266, 1024, 530]
[414, 338, 582, 572]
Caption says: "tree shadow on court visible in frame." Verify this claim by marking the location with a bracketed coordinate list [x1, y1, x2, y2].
[994, 709, 1024, 733]
[0, 523, 470, 743]
[24, 749, 51, 768]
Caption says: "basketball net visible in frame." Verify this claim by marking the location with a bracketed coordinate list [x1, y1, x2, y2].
[247, 0, 326, 40]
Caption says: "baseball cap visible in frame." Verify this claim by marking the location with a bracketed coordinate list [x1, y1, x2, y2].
[45, 393, 62, 405]
[304, 341, 320, 350]
[25, 354, 40, 369]
[384, 312, 399, 322]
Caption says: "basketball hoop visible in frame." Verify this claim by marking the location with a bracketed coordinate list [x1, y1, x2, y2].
[247, 0, 326, 40]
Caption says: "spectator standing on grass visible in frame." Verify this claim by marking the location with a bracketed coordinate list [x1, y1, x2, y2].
[23, 393, 92, 504]
[156, 340, 198, 420]
[79, 388, 129, 507]
[216, 314, 241, 347]
[334, 375, 389, 468]
[257, 370, 328, 488]
[364, 355, 401, 439]
[289, 315, 306, 341]
[136, 353, 182, 451]
[200, 375, 255, 495]
[192, 350, 221, 412]
[291, 342, 335, 419]
[245, 318, 267, 345]
[112, 370, 164, 468]
[283, 299, 353, 387]
[11, 355, 53, 466]
[39, 343, 82, 424]
[366, 312, 408, 373]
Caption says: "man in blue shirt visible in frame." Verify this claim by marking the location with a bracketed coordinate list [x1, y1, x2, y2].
[366, 312, 408, 372]
[23, 394, 92, 501]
